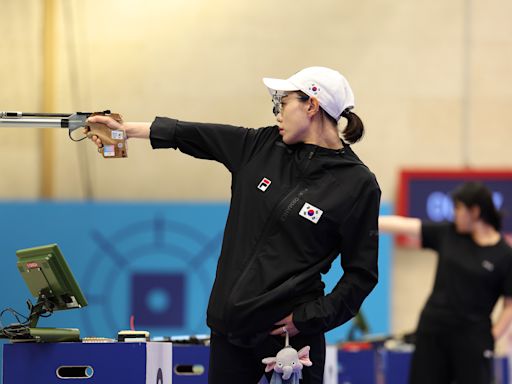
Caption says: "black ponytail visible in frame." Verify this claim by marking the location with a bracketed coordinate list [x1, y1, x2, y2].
[340, 109, 364, 144]
[296, 91, 365, 144]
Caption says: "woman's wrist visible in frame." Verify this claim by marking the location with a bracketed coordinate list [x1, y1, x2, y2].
[124, 122, 151, 139]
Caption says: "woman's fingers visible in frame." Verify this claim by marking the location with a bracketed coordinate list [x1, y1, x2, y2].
[87, 115, 121, 129]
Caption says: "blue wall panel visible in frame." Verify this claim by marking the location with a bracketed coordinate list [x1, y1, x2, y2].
[0, 201, 391, 380]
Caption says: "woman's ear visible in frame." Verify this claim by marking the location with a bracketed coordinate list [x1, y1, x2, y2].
[307, 97, 321, 117]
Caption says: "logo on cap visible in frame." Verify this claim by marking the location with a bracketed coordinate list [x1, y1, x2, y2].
[257, 178, 272, 192]
[309, 83, 320, 95]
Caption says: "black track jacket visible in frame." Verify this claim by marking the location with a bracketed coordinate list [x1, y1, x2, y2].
[150, 117, 380, 347]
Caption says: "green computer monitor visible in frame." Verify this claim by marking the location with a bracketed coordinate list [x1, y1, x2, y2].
[16, 243, 87, 327]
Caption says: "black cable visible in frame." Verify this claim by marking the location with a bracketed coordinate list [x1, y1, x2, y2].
[0, 298, 56, 339]
[0, 307, 29, 325]
[1, 323, 30, 339]
[0, 307, 31, 339]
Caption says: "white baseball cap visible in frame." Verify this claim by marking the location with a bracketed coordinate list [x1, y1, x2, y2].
[262, 66, 355, 121]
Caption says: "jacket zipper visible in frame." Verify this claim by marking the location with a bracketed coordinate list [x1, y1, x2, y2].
[225, 148, 316, 325]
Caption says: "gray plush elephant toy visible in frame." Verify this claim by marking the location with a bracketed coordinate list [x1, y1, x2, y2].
[262, 330, 313, 384]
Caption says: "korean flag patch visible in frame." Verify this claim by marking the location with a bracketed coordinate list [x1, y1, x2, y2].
[299, 202, 323, 224]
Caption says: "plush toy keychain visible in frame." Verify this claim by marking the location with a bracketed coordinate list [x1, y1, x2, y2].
[262, 328, 313, 384]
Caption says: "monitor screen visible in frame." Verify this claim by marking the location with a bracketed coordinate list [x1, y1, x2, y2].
[16, 243, 87, 313]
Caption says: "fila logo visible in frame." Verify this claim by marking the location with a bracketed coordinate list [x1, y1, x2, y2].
[258, 178, 272, 192]
[299, 202, 323, 224]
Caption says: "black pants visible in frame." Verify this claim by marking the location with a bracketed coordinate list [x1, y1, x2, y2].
[409, 327, 494, 384]
[208, 331, 326, 384]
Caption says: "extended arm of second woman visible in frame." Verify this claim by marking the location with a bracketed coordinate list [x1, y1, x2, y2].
[379, 215, 422, 238]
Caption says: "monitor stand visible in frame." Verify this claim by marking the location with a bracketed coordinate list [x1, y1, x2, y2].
[1, 294, 82, 343]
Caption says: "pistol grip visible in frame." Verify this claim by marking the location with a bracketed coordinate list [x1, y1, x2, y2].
[85, 113, 127, 158]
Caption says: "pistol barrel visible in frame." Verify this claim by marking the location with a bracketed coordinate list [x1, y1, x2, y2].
[0, 112, 88, 130]
[0, 117, 65, 128]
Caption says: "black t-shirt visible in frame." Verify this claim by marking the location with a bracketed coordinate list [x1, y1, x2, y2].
[417, 222, 512, 332]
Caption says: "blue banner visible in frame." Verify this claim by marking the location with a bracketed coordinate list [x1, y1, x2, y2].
[0, 201, 391, 376]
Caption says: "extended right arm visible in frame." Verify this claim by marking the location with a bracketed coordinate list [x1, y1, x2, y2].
[87, 115, 275, 172]
[378, 215, 422, 238]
